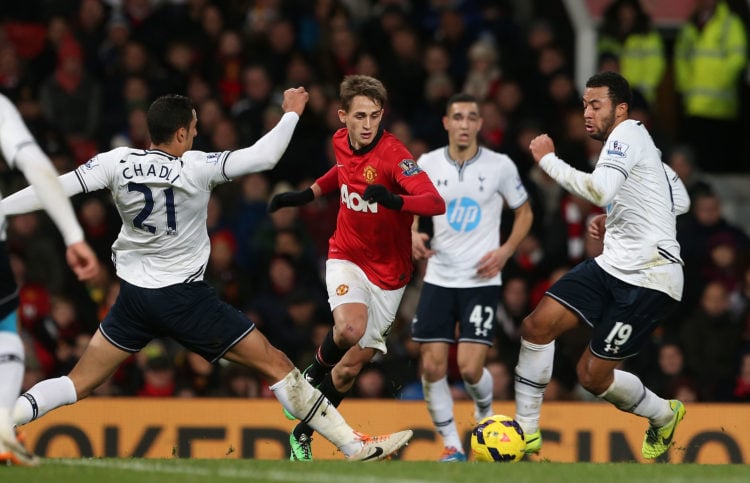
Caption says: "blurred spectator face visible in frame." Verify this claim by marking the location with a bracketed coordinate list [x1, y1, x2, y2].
[701, 281, 729, 317]
[219, 30, 243, 58]
[211, 119, 238, 151]
[667, 147, 696, 183]
[495, 81, 523, 115]
[708, 233, 738, 269]
[658, 343, 684, 376]
[354, 53, 380, 78]
[166, 42, 194, 73]
[80, 197, 107, 228]
[287, 54, 314, 86]
[122, 42, 148, 73]
[240, 173, 270, 202]
[79, 0, 106, 31]
[439, 10, 465, 42]
[390, 28, 420, 61]
[502, 277, 529, 315]
[123, 76, 150, 106]
[48, 16, 71, 47]
[389, 120, 413, 145]
[330, 28, 357, 63]
[423, 44, 450, 76]
[269, 256, 296, 293]
[242, 66, 272, 101]
[527, 20, 554, 51]
[274, 231, 302, 258]
[268, 20, 295, 54]
[355, 367, 386, 397]
[187, 75, 212, 103]
[198, 98, 224, 135]
[538, 46, 566, 76]
[693, 193, 722, 226]
[201, 5, 224, 39]
[424, 73, 455, 103]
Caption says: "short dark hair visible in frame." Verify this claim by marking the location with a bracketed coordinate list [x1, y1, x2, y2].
[586, 71, 632, 108]
[147, 94, 195, 145]
[339, 75, 388, 112]
[445, 93, 478, 114]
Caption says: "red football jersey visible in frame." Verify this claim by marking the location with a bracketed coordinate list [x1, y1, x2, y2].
[316, 127, 444, 290]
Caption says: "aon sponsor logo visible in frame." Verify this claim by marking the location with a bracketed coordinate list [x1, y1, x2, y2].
[341, 184, 378, 213]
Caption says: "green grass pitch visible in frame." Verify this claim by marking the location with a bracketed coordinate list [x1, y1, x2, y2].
[3, 458, 749, 483]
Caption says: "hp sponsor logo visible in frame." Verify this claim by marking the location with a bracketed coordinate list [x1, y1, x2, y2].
[446, 198, 481, 231]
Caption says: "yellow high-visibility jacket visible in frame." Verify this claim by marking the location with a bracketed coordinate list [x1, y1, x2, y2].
[599, 31, 666, 106]
[674, 1, 748, 120]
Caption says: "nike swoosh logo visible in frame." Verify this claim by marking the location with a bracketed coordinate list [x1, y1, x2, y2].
[361, 446, 384, 461]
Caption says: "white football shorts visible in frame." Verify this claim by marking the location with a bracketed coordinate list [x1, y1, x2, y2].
[325, 258, 405, 354]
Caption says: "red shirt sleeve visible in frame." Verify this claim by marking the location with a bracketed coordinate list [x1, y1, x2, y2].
[315, 165, 339, 195]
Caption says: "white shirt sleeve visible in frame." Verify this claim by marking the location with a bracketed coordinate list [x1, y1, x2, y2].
[663, 163, 690, 215]
[0, 93, 85, 245]
[539, 152, 627, 207]
[223, 112, 299, 179]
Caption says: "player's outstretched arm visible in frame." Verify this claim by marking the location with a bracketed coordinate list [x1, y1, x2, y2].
[12, 147, 99, 281]
[224, 87, 309, 178]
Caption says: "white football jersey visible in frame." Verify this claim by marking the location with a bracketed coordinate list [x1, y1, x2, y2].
[74, 147, 231, 288]
[418, 146, 528, 287]
[540, 119, 688, 300]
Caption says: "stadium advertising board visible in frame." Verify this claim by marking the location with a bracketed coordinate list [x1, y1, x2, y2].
[20, 399, 748, 463]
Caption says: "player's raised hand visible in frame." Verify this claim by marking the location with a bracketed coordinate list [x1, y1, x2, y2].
[282, 87, 309, 117]
[529, 134, 555, 163]
[588, 213, 607, 240]
[412, 231, 435, 260]
[65, 241, 100, 281]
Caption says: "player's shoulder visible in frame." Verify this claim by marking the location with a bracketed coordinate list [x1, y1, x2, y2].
[417, 146, 445, 165]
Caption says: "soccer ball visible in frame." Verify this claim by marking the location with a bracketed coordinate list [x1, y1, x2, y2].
[470, 414, 526, 462]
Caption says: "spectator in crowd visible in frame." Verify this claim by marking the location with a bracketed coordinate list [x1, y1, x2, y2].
[598, 0, 665, 107]
[674, 0, 748, 172]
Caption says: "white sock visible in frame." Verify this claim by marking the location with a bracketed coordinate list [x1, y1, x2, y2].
[271, 368, 360, 456]
[465, 367, 493, 422]
[0, 332, 24, 411]
[0, 332, 24, 439]
[598, 369, 673, 426]
[423, 376, 462, 451]
[515, 338, 555, 434]
[13, 375, 78, 426]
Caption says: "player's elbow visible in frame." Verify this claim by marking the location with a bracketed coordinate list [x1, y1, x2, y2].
[430, 194, 446, 215]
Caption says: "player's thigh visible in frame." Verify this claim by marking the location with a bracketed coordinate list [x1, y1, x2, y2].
[576, 348, 622, 393]
[456, 285, 499, 345]
[533, 259, 611, 341]
[590, 281, 678, 360]
[159, 282, 256, 362]
[411, 283, 459, 344]
[327, 259, 371, 340]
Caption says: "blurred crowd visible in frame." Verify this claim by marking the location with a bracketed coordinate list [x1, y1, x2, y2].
[1, 0, 750, 404]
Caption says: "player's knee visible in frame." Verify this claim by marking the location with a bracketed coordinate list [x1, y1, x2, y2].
[520, 313, 550, 343]
[335, 323, 365, 348]
[575, 364, 607, 395]
[459, 365, 483, 385]
[420, 358, 447, 380]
